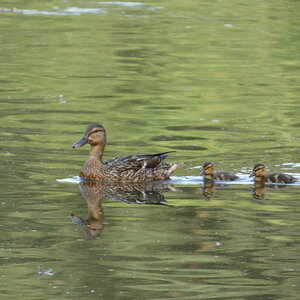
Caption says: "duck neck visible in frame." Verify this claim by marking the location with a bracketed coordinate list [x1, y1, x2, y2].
[89, 144, 105, 163]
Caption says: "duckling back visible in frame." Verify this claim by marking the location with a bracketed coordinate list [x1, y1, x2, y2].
[214, 171, 239, 181]
[201, 162, 238, 181]
[265, 173, 297, 184]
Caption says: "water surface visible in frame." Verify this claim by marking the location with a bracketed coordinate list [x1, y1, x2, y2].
[0, 0, 299, 299]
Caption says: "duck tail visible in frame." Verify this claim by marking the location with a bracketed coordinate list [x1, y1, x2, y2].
[153, 151, 175, 159]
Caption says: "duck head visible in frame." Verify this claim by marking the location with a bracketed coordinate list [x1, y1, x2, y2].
[201, 162, 214, 176]
[250, 163, 266, 178]
[72, 123, 106, 148]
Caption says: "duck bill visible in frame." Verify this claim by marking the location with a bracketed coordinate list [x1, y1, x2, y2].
[72, 135, 88, 148]
[200, 170, 205, 176]
[249, 171, 255, 178]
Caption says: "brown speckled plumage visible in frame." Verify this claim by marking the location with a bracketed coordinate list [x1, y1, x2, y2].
[201, 162, 239, 181]
[72, 123, 183, 182]
[250, 163, 297, 184]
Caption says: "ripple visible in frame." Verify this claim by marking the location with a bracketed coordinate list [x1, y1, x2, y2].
[57, 174, 300, 186]
[56, 176, 80, 184]
[100, 2, 144, 7]
[171, 175, 252, 185]
[281, 162, 300, 168]
[10, 7, 106, 16]
[151, 135, 206, 141]
[3, 2, 162, 17]
[165, 125, 225, 131]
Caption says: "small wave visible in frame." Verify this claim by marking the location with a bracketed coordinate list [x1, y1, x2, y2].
[281, 162, 300, 168]
[100, 2, 144, 7]
[56, 176, 81, 184]
[1, 3, 163, 17]
[171, 173, 300, 186]
[9, 7, 106, 16]
[171, 175, 252, 185]
[57, 174, 299, 186]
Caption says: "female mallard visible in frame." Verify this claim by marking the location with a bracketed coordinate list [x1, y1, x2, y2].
[250, 163, 297, 184]
[72, 123, 183, 182]
[201, 162, 239, 181]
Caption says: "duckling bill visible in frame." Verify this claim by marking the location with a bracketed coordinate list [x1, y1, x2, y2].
[72, 123, 183, 182]
[250, 163, 297, 184]
[201, 162, 239, 181]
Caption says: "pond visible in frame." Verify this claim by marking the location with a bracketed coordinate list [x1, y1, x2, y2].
[0, 0, 299, 299]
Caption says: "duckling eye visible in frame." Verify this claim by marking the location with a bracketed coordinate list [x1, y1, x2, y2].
[255, 167, 264, 172]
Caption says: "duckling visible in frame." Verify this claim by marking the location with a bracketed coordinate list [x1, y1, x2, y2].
[250, 163, 297, 184]
[72, 123, 183, 182]
[201, 162, 239, 181]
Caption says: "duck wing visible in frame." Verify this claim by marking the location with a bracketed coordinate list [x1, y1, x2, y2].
[103, 152, 172, 170]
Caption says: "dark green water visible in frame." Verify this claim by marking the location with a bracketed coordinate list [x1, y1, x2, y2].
[0, 1, 299, 299]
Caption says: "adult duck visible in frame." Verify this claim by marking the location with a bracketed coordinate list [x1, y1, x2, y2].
[72, 123, 183, 182]
[201, 162, 239, 181]
[250, 163, 297, 184]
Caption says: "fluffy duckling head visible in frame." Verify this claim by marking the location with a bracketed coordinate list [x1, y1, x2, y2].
[201, 162, 214, 176]
[250, 163, 267, 178]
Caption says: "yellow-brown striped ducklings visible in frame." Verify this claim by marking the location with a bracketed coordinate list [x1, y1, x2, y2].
[201, 162, 239, 181]
[72, 123, 184, 182]
[250, 163, 297, 184]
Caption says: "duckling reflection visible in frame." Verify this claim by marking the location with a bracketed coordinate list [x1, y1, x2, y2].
[201, 179, 215, 201]
[71, 181, 178, 238]
[251, 181, 266, 200]
[250, 180, 294, 200]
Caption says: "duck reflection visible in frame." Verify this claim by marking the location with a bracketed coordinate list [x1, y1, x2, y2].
[104, 181, 178, 205]
[71, 180, 177, 239]
[71, 180, 105, 239]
